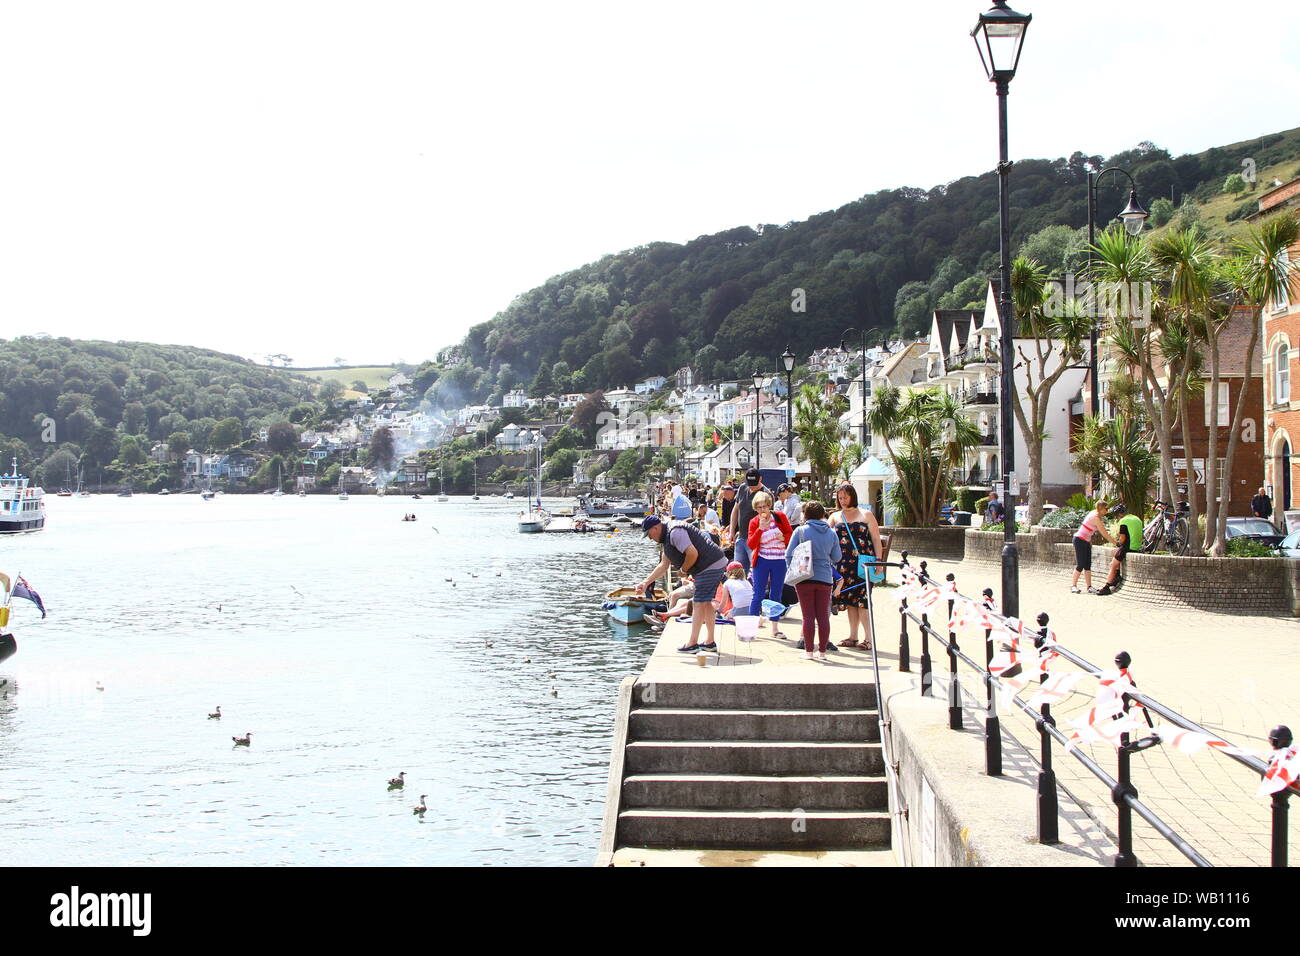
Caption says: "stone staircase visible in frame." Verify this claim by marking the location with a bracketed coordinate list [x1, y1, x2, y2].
[613, 680, 890, 852]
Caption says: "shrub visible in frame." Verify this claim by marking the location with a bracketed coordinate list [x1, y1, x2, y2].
[1066, 492, 1094, 510]
[1040, 506, 1087, 530]
[974, 495, 991, 515]
[981, 521, 1026, 533]
[1226, 538, 1279, 558]
[955, 486, 980, 513]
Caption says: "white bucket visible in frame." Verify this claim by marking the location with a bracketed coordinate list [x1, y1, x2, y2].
[733, 615, 759, 642]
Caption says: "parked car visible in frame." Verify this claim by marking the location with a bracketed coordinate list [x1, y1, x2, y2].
[1277, 530, 1300, 558]
[1224, 517, 1285, 548]
[1015, 503, 1058, 524]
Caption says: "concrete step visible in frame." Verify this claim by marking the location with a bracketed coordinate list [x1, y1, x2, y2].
[623, 773, 887, 811]
[631, 680, 876, 711]
[629, 708, 880, 742]
[617, 808, 891, 850]
[625, 740, 883, 776]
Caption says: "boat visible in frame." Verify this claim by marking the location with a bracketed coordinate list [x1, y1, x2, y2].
[57, 461, 73, 496]
[602, 587, 665, 625]
[272, 462, 285, 497]
[75, 469, 90, 498]
[516, 445, 550, 533]
[575, 493, 652, 518]
[116, 488, 133, 498]
[339, 491, 349, 501]
[0, 458, 46, 533]
[471, 460, 479, 501]
[297, 490, 307, 498]
[504, 491, 514, 500]
[437, 465, 448, 502]
[159, 488, 171, 496]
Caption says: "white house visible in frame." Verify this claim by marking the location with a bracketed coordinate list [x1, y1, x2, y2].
[559, 393, 587, 410]
[503, 389, 528, 408]
[635, 375, 668, 394]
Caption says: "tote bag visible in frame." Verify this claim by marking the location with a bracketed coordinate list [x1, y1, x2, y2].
[843, 520, 884, 585]
[785, 526, 814, 585]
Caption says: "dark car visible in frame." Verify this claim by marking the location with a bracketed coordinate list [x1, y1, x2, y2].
[1224, 517, 1285, 548]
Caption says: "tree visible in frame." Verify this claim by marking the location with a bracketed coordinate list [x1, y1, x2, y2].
[1008, 255, 1093, 523]
[792, 384, 848, 503]
[210, 417, 242, 450]
[528, 361, 555, 398]
[117, 434, 147, 466]
[318, 379, 345, 403]
[543, 447, 580, 482]
[1072, 377, 1158, 517]
[544, 425, 582, 456]
[569, 391, 610, 445]
[1222, 173, 1247, 195]
[370, 426, 396, 470]
[352, 380, 369, 394]
[167, 431, 191, 455]
[1150, 197, 1175, 227]
[267, 421, 299, 456]
[608, 448, 646, 488]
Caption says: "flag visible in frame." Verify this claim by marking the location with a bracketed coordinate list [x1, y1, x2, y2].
[1258, 747, 1300, 797]
[13, 576, 45, 618]
[712, 430, 721, 446]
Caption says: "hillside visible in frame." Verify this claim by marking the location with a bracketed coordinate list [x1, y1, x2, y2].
[0, 336, 321, 483]
[426, 127, 1300, 413]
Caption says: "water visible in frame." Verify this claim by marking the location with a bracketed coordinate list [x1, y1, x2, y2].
[0, 494, 657, 865]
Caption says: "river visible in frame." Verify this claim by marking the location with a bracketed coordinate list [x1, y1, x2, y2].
[0, 493, 657, 866]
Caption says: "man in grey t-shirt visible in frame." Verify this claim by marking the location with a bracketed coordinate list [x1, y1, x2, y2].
[727, 468, 766, 572]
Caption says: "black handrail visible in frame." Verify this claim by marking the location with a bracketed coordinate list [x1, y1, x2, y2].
[891, 550, 1292, 867]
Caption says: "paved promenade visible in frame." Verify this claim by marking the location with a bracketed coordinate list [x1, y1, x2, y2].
[624, 557, 1297, 867]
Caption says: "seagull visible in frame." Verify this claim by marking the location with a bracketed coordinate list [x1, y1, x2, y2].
[444, 577, 453, 582]
[290, 586, 303, 599]
[388, 771, 406, 790]
[413, 795, 427, 816]
[208, 706, 222, 719]
[232, 732, 252, 746]
[484, 641, 494, 648]
[549, 687, 558, 697]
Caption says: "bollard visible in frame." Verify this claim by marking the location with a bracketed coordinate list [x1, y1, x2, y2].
[983, 586, 1002, 777]
[919, 561, 932, 698]
[946, 573, 962, 730]
[1269, 725, 1293, 868]
[898, 551, 911, 673]
[1034, 612, 1058, 844]
[1113, 650, 1139, 867]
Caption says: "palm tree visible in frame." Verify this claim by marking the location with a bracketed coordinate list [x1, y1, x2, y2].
[792, 384, 847, 504]
[1071, 375, 1159, 522]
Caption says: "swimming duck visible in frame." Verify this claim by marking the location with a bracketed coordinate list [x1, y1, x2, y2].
[549, 687, 558, 697]
[95, 681, 104, 691]
[484, 641, 494, 648]
[413, 795, 427, 816]
[388, 771, 406, 790]
[232, 732, 252, 746]
[208, 706, 222, 719]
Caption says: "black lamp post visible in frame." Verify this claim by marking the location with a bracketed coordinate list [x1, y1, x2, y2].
[973, 0, 1030, 619]
[1085, 168, 1149, 420]
[781, 347, 796, 464]
[751, 369, 765, 471]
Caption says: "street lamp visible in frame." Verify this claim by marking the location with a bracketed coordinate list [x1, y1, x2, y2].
[1085, 168, 1149, 420]
[973, 0, 1030, 620]
[840, 328, 876, 448]
[752, 369, 765, 472]
[781, 347, 796, 464]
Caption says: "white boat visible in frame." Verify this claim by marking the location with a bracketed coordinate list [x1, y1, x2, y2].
[471, 460, 479, 501]
[437, 465, 448, 502]
[516, 443, 549, 532]
[272, 462, 285, 497]
[159, 488, 171, 496]
[339, 491, 349, 501]
[0, 458, 46, 533]
[76, 469, 90, 497]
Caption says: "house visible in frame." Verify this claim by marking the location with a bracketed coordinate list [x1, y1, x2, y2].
[603, 387, 647, 417]
[149, 442, 172, 464]
[674, 366, 698, 389]
[338, 466, 369, 492]
[393, 457, 428, 486]
[1253, 176, 1300, 519]
[388, 372, 412, 389]
[496, 424, 543, 451]
[558, 393, 587, 410]
[503, 389, 528, 408]
[635, 375, 668, 394]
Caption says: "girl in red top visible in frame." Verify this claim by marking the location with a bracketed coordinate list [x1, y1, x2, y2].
[747, 491, 793, 627]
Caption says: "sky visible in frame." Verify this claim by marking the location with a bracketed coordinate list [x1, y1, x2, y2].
[2, 1, 1298, 369]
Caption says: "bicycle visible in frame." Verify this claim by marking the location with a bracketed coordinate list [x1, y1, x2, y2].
[1140, 500, 1190, 556]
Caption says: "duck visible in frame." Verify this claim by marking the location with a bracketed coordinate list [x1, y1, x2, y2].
[470, 573, 478, 579]
[208, 706, 222, 719]
[549, 687, 558, 697]
[232, 732, 252, 746]
[95, 681, 105, 691]
[524, 657, 532, 664]
[413, 795, 427, 816]
[387, 771, 406, 790]
[484, 641, 494, 648]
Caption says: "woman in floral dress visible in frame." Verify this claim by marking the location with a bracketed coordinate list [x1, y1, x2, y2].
[830, 483, 884, 650]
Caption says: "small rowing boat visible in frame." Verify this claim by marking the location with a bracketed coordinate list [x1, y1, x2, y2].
[601, 587, 665, 625]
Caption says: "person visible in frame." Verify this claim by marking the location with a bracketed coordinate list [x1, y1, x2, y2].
[669, 484, 693, 521]
[718, 483, 737, 528]
[692, 501, 722, 544]
[984, 491, 1005, 526]
[746, 490, 793, 625]
[1070, 497, 1116, 594]
[1252, 487, 1274, 526]
[728, 468, 767, 572]
[637, 515, 728, 653]
[720, 562, 753, 620]
[786, 500, 843, 660]
[830, 482, 884, 650]
[1097, 503, 1142, 596]
[777, 483, 803, 527]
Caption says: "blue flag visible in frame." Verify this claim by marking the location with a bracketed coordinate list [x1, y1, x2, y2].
[13, 577, 45, 618]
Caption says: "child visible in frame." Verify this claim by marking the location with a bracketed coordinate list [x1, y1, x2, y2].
[721, 562, 753, 620]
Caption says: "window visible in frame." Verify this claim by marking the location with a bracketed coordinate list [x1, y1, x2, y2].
[1203, 382, 1229, 427]
[1277, 341, 1291, 404]
[1215, 457, 1227, 503]
[1274, 249, 1292, 312]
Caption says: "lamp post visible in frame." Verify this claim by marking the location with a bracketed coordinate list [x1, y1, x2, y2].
[1085, 168, 1149, 420]
[840, 328, 875, 448]
[973, 0, 1030, 619]
[752, 369, 765, 471]
[781, 347, 796, 464]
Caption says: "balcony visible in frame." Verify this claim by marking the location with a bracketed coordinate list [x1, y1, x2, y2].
[979, 433, 998, 446]
[957, 386, 998, 405]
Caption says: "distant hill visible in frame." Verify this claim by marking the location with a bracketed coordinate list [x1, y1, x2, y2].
[426, 126, 1300, 413]
[0, 336, 320, 479]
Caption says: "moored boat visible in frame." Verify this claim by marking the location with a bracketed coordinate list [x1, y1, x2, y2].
[0, 459, 45, 533]
[602, 587, 664, 625]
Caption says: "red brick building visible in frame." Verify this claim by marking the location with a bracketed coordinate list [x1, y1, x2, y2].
[1253, 177, 1300, 523]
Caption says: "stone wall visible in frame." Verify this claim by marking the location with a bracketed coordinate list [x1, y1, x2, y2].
[883, 526, 1300, 617]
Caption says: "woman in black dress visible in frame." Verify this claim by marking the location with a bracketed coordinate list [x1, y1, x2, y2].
[830, 483, 884, 650]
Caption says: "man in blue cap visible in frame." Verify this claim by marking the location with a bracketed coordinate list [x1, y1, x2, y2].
[637, 514, 728, 653]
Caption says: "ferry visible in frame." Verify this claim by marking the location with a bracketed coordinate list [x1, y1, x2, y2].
[575, 493, 652, 518]
[0, 458, 46, 533]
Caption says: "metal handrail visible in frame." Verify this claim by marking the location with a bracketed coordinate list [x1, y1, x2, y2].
[864, 565, 912, 867]
[891, 551, 1293, 868]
